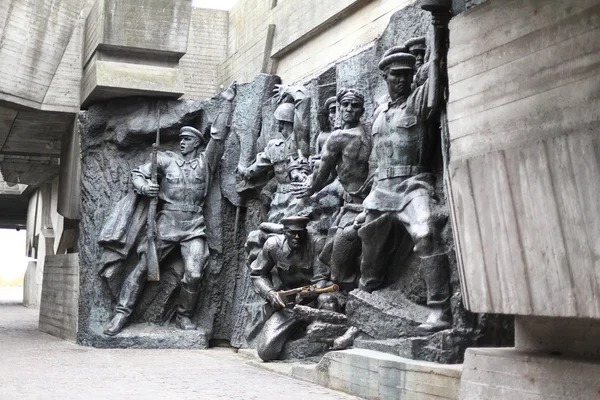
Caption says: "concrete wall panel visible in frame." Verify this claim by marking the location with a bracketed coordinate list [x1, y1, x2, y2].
[38, 254, 79, 342]
[218, 0, 413, 85]
[460, 348, 600, 400]
[446, 0, 600, 317]
[0, 0, 84, 111]
[181, 8, 229, 99]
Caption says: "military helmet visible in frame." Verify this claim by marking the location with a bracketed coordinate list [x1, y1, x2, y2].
[274, 102, 295, 123]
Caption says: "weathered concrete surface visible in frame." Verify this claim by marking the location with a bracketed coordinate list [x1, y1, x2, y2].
[0, 304, 358, 399]
[23, 261, 38, 308]
[307, 349, 462, 400]
[460, 348, 600, 400]
[57, 122, 81, 220]
[0, 0, 87, 111]
[181, 8, 229, 100]
[515, 316, 600, 359]
[81, 0, 192, 107]
[239, 345, 463, 399]
[447, 0, 600, 318]
[219, 0, 419, 85]
[38, 254, 79, 342]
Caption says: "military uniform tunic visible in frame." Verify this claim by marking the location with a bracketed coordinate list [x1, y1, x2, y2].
[132, 135, 224, 246]
[363, 79, 437, 213]
[245, 136, 301, 222]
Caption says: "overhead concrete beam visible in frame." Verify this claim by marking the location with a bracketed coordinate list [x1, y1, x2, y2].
[81, 0, 192, 108]
[0, 0, 86, 111]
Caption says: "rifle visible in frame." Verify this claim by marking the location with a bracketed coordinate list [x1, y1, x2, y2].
[278, 283, 339, 306]
[146, 103, 160, 282]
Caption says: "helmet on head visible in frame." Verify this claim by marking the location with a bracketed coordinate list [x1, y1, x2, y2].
[274, 103, 295, 123]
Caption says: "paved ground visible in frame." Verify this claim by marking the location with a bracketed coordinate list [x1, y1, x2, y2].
[0, 303, 358, 400]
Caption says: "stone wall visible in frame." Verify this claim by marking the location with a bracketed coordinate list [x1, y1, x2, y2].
[181, 8, 229, 100]
[0, 0, 88, 112]
[447, 0, 600, 318]
[218, 0, 418, 86]
[39, 254, 79, 342]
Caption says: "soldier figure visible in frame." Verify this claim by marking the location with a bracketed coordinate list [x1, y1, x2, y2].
[238, 85, 311, 223]
[315, 96, 337, 156]
[103, 82, 237, 336]
[250, 216, 332, 361]
[354, 14, 452, 334]
[293, 89, 372, 289]
[406, 36, 430, 87]
[405, 36, 427, 71]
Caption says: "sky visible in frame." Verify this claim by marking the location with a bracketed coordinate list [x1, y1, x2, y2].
[0, 229, 30, 286]
[192, 0, 238, 10]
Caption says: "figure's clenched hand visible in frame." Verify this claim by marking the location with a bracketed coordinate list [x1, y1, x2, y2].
[353, 211, 367, 230]
[143, 183, 160, 197]
[266, 290, 286, 310]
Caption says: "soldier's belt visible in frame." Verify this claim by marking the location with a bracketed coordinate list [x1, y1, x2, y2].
[342, 190, 365, 205]
[276, 183, 294, 194]
[342, 203, 364, 213]
[163, 204, 201, 212]
[377, 165, 425, 180]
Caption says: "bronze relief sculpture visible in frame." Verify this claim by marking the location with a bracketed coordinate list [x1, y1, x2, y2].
[99, 82, 238, 336]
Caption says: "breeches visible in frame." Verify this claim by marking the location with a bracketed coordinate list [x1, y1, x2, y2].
[358, 194, 449, 303]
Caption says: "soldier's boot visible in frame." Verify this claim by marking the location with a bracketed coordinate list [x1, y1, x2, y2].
[416, 303, 452, 335]
[175, 285, 199, 330]
[332, 326, 360, 350]
[103, 313, 128, 336]
[416, 254, 452, 335]
[104, 280, 143, 336]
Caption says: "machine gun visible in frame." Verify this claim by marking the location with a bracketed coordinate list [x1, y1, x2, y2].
[277, 283, 339, 306]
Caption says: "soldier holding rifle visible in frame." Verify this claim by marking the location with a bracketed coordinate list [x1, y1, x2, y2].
[103, 82, 237, 336]
[249, 216, 337, 361]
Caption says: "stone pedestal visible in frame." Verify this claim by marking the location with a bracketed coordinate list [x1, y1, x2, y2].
[461, 317, 600, 399]
[461, 348, 600, 400]
[305, 349, 462, 400]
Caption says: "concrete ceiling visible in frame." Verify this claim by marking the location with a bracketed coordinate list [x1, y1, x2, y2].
[0, 103, 68, 186]
[0, 104, 74, 156]
[0, 173, 28, 229]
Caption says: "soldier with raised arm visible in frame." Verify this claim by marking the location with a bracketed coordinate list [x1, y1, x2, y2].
[293, 89, 372, 289]
[103, 82, 237, 336]
[238, 84, 312, 223]
[354, 13, 452, 334]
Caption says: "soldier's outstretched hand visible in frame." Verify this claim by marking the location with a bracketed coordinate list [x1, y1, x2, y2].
[291, 181, 314, 199]
[273, 84, 293, 104]
[220, 81, 237, 101]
